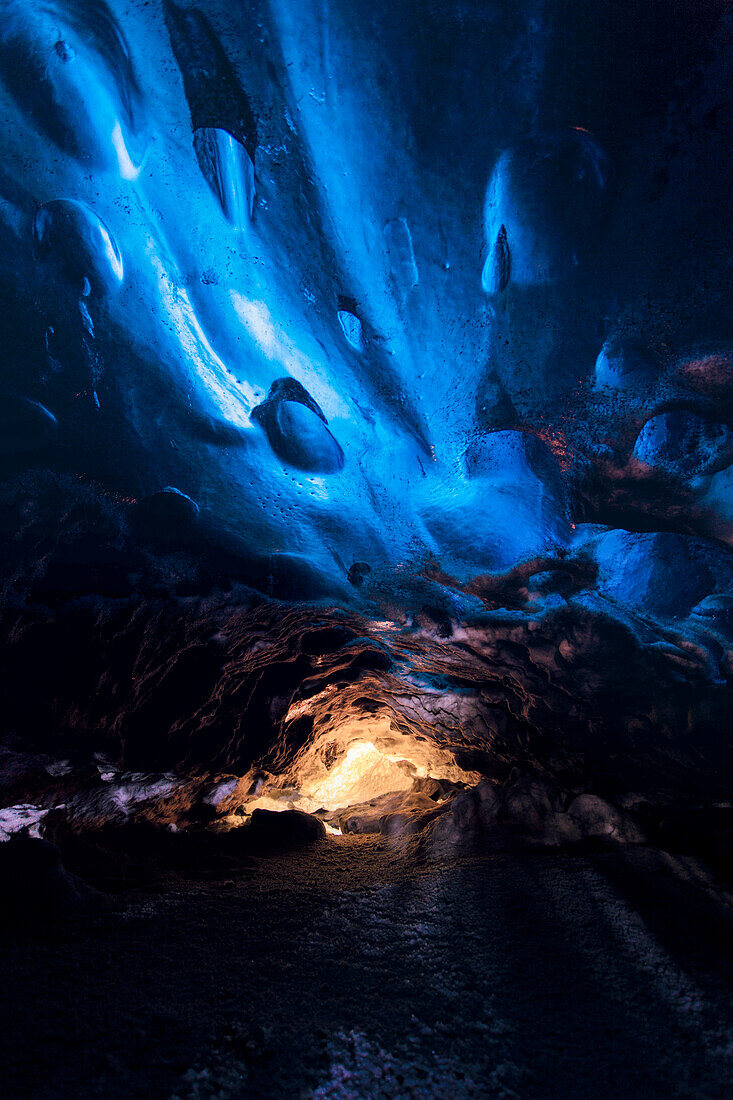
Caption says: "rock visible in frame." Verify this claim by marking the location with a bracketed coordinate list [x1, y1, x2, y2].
[450, 788, 482, 830]
[418, 786, 495, 854]
[567, 794, 646, 844]
[475, 780, 502, 827]
[421, 780, 646, 856]
[420, 790, 485, 857]
[633, 409, 733, 480]
[540, 812, 584, 846]
[347, 561, 371, 587]
[593, 338, 658, 393]
[337, 305, 366, 352]
[501, 776, 562, 833]
[411, 777, 455, 801]
[339, 791, 441, 837]
[246, 809, 325, 849]
[379, 806, 442, 841]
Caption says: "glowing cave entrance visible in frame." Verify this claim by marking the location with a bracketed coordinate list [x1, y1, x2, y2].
[239, 717, 480, 834]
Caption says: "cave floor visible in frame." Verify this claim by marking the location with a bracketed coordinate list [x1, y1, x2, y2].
[1, 838, 733, 1099]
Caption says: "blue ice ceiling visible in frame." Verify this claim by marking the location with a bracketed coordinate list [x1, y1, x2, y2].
[1, 0, 732, 619]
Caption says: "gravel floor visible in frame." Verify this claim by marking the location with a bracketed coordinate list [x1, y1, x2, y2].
[1, 838, 732, 1099]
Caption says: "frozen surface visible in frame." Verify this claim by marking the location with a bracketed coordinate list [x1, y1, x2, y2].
[0, 0, 730, 616]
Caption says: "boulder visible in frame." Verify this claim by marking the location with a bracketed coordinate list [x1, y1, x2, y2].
[567, 794, 646, 844]
[246, 809, 325, 849]
[633, 409, 733, 480]
[501, 775, 562, 833]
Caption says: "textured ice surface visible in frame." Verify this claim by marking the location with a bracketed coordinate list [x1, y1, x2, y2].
[0, 0, 730, 620]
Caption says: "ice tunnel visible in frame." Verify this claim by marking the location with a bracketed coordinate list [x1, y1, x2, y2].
[1, 2, 733, 1096]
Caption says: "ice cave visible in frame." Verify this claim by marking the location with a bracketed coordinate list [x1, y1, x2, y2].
[0, 1, 732, 1096]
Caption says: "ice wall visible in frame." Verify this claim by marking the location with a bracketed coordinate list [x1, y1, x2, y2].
[0, 0, 731, 629]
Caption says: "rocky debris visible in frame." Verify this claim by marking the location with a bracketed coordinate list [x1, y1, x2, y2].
[1, 749, 725, 879]
[416, 777, 647, 860]
[1, 583, 730, 797]
[337, 302, 366, 352]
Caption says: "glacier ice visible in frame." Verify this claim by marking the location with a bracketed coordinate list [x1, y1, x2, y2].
[633, 409, 733, 481]
[193, 127, 255, 228]
[34, 199, 124, 298]
[0, 0, 728, 630]
[483, 129, 610, 287]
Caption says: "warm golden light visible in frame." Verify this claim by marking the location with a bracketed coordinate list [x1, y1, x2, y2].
[236, 717, 481, 824]
[304, 741, 416, 810]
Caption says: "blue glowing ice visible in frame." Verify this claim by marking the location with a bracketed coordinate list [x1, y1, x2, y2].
[0, 0, 730, 619]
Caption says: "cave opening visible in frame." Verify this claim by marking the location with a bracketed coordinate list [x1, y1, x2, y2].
[234, 714, 482, 836]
